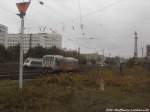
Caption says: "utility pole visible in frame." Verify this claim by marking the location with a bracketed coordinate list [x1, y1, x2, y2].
[134, 31, 138, 58]
[102, 49, 105, 57]
[141, 47, 144, 57]
[16, 1, 31, 89]
[78, 47, 80, 56]
[29, 34, 32, 50]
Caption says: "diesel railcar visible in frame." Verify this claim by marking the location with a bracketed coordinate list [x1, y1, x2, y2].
[42, 55, 79, 73]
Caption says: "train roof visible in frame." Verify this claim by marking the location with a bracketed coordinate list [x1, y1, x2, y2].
[64, 57, 79, 61]
[43, 55, 64, 58]
[24, 58, 43, 62]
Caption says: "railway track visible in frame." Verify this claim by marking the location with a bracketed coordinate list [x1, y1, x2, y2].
[0, 63, 97, 80]
[0, 70, 42, 80]
[0, 63, 43, 80]
[0, 69, 86, 80]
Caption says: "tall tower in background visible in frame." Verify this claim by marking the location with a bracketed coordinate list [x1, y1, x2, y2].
[146, 45, 150, 58]
[134, 31, 138, 58]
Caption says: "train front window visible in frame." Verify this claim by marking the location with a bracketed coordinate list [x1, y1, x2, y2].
[43, 57, 54, 64]
[55, 58, 61, 65]
[24, 59, 30, 63]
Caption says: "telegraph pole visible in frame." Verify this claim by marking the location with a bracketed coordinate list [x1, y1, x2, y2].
[134, 31, 138, 58]
[78, 47, 80, 57]
[16, 1, 31, 89]
[141, 47, 144, 57]
[29, 34, 32, 50]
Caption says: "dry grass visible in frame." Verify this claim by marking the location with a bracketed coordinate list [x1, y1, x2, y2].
[0, 67, 149, 112]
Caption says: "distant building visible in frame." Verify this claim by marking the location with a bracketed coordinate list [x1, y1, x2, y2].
[82, 53, 105, 65]
[83, 53, 99, 61]
[0, 24, 8, 47]
[0, 24, 62, 52]
[146, 45, 150, 58]
[6, 33, 62, 53]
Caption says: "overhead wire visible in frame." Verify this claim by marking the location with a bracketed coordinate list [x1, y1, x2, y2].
[0, 0, 125, 37]
[24, 0, 124, 31]
[26, 0, 125, 35]
[81, 0, 124, 19]
[11, 0, 125, 33]
[48, 0, 125, 27]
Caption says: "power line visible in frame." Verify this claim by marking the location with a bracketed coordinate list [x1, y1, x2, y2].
[51, 0, 125, 26]
[25, 0, 124, 28]
[82, 0, 124, 19]
[0, 0, 125, 36]
[15, 0, 125, 33]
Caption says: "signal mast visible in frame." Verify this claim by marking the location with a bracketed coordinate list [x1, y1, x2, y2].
[16, 0, 31, 89]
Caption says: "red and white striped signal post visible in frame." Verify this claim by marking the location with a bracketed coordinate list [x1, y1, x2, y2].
[16, 1, 31, 89]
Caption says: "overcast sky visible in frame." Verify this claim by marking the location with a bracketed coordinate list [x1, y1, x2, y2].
[0, 0, 150, 57]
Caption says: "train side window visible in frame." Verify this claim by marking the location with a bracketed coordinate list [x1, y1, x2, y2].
[31, 61, 42, 65]
[55, 58, 60, 65]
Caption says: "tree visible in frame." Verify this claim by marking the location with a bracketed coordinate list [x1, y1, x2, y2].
[0, 44, 7, 63]
[25, 45, 47, 58]
[25, 46, 81, 61]
[6, 45, 20, 62]
[47, 46, 64, 55]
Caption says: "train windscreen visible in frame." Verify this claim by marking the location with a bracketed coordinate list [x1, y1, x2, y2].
[43, 57, 54, 65]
